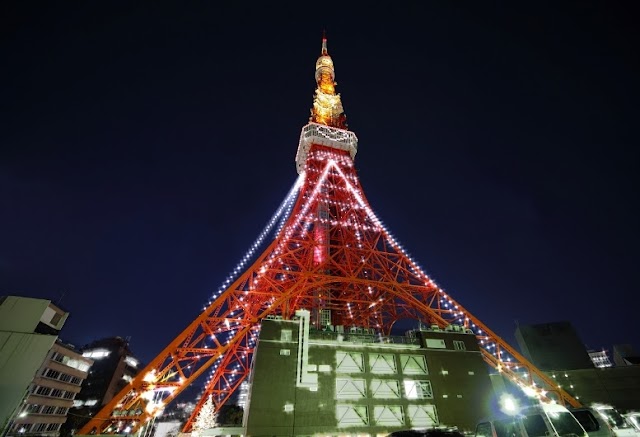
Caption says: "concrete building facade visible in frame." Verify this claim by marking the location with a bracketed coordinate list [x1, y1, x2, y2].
[243, 311, 494, 436]
[514, 321, 640, 412]
[66, 337, 141, 433]
[5, 341, 93, 437]
[0, 296, 68, 434]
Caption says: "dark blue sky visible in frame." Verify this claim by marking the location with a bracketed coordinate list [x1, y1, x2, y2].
[2, 2, 639, 371]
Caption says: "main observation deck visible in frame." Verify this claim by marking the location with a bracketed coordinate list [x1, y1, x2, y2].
[295, 122, 358, 173]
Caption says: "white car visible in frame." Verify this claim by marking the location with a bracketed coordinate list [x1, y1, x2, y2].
[591, 405, 640, 437]
[623, 413, 640, 433]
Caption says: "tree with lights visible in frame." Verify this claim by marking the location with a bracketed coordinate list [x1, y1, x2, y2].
[191, 394, 217, 435]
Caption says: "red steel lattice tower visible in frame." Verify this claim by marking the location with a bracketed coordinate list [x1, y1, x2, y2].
[79, 37, 581, 435]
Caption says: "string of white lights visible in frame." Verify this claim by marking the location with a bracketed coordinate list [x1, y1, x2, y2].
[201, 174, 304, 311]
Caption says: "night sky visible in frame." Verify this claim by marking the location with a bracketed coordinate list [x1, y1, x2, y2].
[2, 2, 639, 376]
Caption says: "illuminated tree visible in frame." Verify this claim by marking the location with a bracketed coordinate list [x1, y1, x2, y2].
[192, 395, 217, 434]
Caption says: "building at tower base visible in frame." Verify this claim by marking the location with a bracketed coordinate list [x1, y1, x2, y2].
[243, 311, 495, 436]
[514, 321, 640, 412]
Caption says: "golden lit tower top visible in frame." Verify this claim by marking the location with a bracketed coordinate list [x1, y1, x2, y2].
[296, 36, 358, 174]
[310, 34, 347, 129]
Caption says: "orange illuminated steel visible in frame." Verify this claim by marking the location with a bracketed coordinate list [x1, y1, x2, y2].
[79, 37, 581, 435]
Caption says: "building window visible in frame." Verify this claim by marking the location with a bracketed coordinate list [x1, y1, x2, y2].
[33, 423, 48, 432]
[59, 373, 72, 383]
[336, 378, 367, 399]
[50, 312, 63, 326]
[56, 407, 69, 415]
[42, 405, 56, 414]
[14, 424, 31, 433]
[63, 391, 75, 400]
[70, 376, 82, 385]
[65, 358, 91, 372]
[44, 368, 61, 379]
[281, 329, 292, 342]
[320, 309, 331, 327]
[425, 339, 446, 349]
[50, 388, 64, 398]
[336, 405, 368, 427]
[52, 352, 65, 363]
[403, 380, 433, 399]
[369, 353, 396, 374]
[373, 405, 405, 426]
[453, 340, 466, 350]
[400, 354, 428, 375]
[336, 351, 364, 373]
[82, 349, 111, 359]
[35, 386, 52, 396]
[27, 404, 41, 413]
[370, 379, 401, 399]
[47, 423, 61, 432]
[124, 356, 139, 368]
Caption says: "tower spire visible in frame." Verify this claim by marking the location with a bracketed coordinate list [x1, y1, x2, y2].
[310, 33, 347, 129]
[321, 30, 328, 55]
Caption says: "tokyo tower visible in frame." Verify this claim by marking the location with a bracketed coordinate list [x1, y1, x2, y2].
[79, 37, 581, 435]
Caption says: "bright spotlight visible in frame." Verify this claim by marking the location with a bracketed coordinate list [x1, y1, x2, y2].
[500, 393, 520, 416]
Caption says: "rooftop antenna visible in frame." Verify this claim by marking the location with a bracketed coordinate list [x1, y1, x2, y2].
[55, 289, 66, 306]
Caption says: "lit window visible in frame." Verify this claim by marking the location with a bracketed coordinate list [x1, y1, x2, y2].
[85, 399, 98, 406]
[124, 356, 139, 368]
[403, 380, 433, 399]
[66, 358, 92, 372]
[82, 349, 110, 359]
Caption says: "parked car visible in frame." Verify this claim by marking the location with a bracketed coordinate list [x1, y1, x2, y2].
[570, 407, 615, 437]
[388, 427, 466, 437]
[624, 413, 640, 432]
[589, 405, 640, 437]
[475, 403, 587, 437]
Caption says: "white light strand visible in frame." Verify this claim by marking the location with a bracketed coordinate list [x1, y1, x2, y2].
[201, 174, 304, 310]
